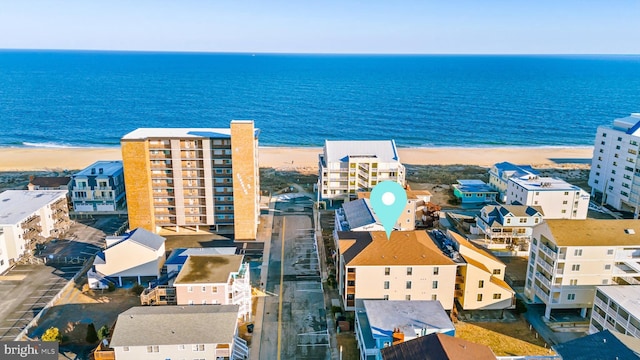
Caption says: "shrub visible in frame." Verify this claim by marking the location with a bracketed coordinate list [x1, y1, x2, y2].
[41, 327, 62, 343]
[97, 325, 110, 340]
[131, 283, 145, 296]
[107, 282, 116, 292]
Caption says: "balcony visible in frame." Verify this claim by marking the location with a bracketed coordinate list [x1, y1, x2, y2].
[534, 284, 550, 302]
[455, 275, 464, 284]
[539, 242, 557, 260]
[347, 273, 356, 281]
[537, 259, 554, 274]
[535, 271, 552, 289]
[454, 289, 463, 297]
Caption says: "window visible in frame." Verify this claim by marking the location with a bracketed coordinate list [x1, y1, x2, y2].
[563, 191, 569, 196]
[123, 346, 129, 352]
[605, 264, 611, 270]
[572, 264, 581, 271]
[187, 286, 193, 292]
[193, 344, 205, 351]
[563, 200, 568, 205]
[519, 218, 527, 223]
[567, 293, 576, 301]
[384, 281, 389, 289]
[431, 294, 438, 301]
[432, 281, 438, 289]
[212, 286, 218, 293]
[406, 281, 412, 289]
[433, 267, 439, 275]
[383, 295, 389, 300]
[493, 269, 501, 275]
[178, 345, 185, 350]
[478, 280, 484, 288]
[201, 286, 206, 292]
[574, 249, 582, 256]
[477, 294, 483, 301]
[607, 249, 614, 255]
[570, 279, 578, 286]
[405, 295, 411, 300]
[493, 294, 502, 300]
[384, 267, 390, 276]
[202, 300, 207, 305]
[146, 345, 159, 353]
[407, 267, 413, 276]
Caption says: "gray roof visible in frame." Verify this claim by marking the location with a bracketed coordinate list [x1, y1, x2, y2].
[342, 199, 379, 230]
[0, 190, 67, 225]
[74, 161, 123, 177]
[29, 176, 71, 188]
[324, 140, 400, 163]
[381, 333, 497, 360]
[362, 300, 454, 339]
[116, 228, 165, 251]
[553, 330, 640, 360]
[492, 162, 538, 178]
[166, 247, 237, 265]
[122, 124, 259, 140]
[174, 255, 244, 284]
[110, 305, 240, 347]
[596, 285, 640, 318]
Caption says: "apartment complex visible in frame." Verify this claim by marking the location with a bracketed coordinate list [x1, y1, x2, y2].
[488, 162, 538, 202]
[318, 140, 405, 203]
[357, 190, 432, 231]
[526, 219, 640, 319]
[121, 121, 260, 239]
[590, 285, 640, 338]
[506, 176, 590, 219]
[70, 160, 126, 212]
[106, 305, 248, 360]
[335, 229, 514, 311]
[589, 113, 640, 213]
[0, 190, 69, 273]
[472, 204, 544, 253]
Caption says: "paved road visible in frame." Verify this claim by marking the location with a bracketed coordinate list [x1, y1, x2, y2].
[259, 196, 330, 360]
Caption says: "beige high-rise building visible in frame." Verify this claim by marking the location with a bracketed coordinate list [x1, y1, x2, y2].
[121, 120, 260, 239]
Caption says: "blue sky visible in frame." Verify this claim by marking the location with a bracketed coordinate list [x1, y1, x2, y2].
[0, 0, 638, 54]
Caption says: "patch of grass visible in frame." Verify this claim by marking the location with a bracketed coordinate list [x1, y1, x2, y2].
[456, 320, 554, 356]
[336, 332, 359, 360]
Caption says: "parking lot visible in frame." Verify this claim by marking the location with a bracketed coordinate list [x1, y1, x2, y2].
[0, 215, 127, 341]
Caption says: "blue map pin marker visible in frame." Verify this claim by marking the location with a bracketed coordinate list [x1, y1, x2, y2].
[370, 181, 407, 239]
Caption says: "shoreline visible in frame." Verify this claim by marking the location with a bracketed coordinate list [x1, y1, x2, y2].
[0, 146, 594, 172]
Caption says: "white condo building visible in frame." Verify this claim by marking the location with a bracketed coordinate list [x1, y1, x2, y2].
[526, 219, 640, 320]
[589, 113, 640, 213]
[590, 285, 640, 338]
[318, 140, 405, 203]
[506, 176, 590, 219]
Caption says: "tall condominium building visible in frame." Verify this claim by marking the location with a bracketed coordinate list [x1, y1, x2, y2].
[121, 121, 260, 239]
[589, 113, 640, 213]
[318, 140, 405, 203]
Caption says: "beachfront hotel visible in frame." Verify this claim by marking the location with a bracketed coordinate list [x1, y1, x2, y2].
[121, 121, 260, 239]
[318, 140, 405, 203]
[589, 113, 640, 214]
[525, 219, 640, 320]
[0, 190, 70, 274]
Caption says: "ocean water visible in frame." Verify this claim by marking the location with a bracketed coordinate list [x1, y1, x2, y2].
[1, 50, 639, 148]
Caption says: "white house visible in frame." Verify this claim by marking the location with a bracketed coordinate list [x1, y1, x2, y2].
[318, 140, 405, 203]
[589, 113, 640, 214]
[472, 204, 544, 254]
[526, 219, 640, 320]
[107, 305, 248, 360]
[88, 228, 166, 288]
[488, 162, 539, 202]
[506, 176, 590, 219]
[0, 190, 69, 274]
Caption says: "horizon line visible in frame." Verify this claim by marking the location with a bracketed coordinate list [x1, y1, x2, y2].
[1, 48, 639, 57]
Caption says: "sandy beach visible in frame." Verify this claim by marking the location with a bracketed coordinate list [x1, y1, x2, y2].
[0, 146, 594, 172]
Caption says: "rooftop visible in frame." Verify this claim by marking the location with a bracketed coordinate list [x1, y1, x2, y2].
[74, 160, 123, 177]
[453, 180, 497, 194]
[0, 190, 67, 226]
[491, 162, 538, 178]
[596, 285, 640, 316]
[340, 198, 379, 230]
[109, 305, 240, 347]
[361, 300, 454, 339]
[28, 176, 71, 188]
[106, 228, 165, 251]
[609, 113, 640, 135]
[509, 176, 584, 192]
[165, 247, 237, 265]
[358, 189, 432, 201]
[323, 140, 400, 163]
[338, 230, 457, 266]
[553, 329, 640, 360]
[381, 333, 497, 360]
[174, 255, 244, 284]
[543, 219, 640, 247]
[122, 125, 259, 140]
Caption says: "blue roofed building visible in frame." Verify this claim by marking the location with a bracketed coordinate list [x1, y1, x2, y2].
[355, 300, 455, 360]
[488, 162, 539, 202]
[553, 329, 640, 360]
[452, 180, 498, 205]
[70, 160, 126, 212]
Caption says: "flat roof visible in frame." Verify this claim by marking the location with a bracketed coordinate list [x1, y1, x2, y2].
[509, 176, 584, 192]
[324, 140, 400, 163]
[363, 300, 454, 339]
[174, 255, 244, 284]
[110, 305, 239, 347]
[543, 219, 640, 247]
[74, 161, 123, 177]
[596, 285, 640, 316]
[122, 127, 259, 140]
[0, 190, 67, 226]
[341, 198, 378, 230]
[166, 247, 237, 265]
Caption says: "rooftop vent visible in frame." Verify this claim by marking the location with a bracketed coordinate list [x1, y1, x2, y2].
[625, 229, 635, 235]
